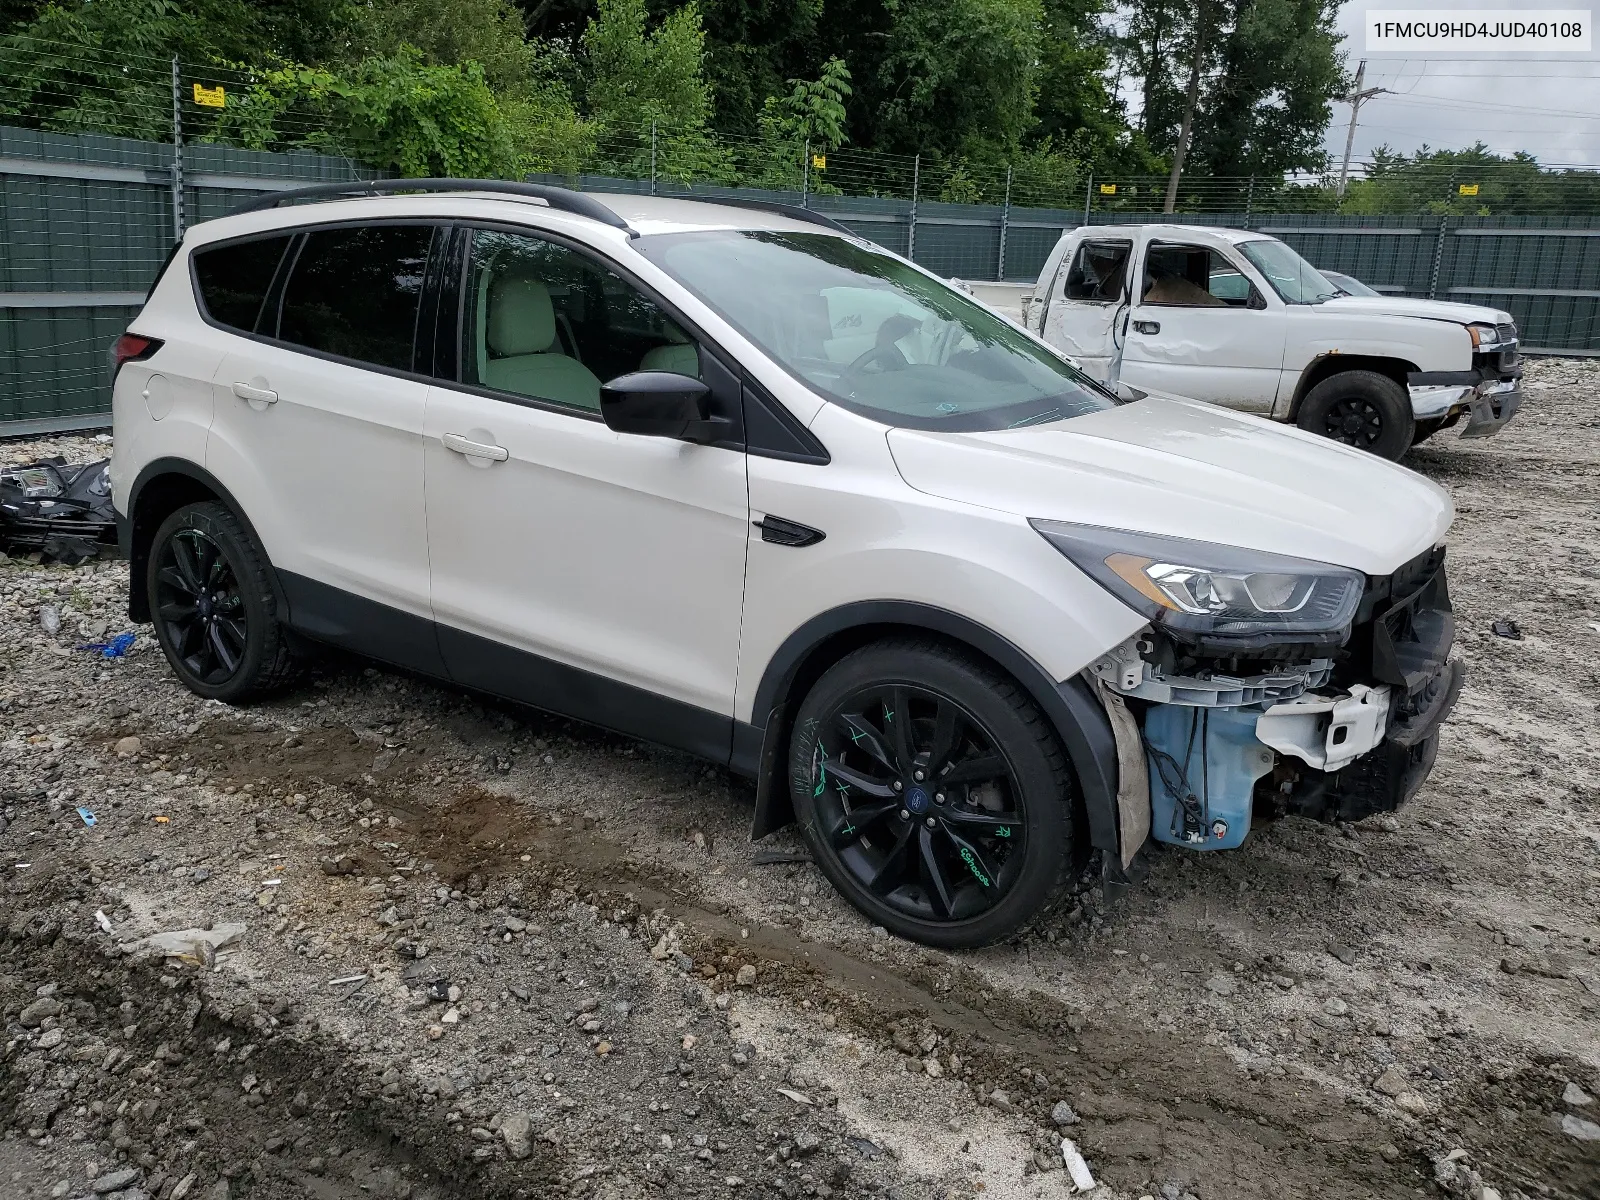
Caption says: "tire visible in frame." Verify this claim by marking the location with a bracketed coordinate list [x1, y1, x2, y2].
[145, 501, 299, 702]
[1295, 369, 1415, 460]
[787, 638, 1076, 948]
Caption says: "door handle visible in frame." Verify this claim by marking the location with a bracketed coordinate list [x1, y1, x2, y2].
[231, 382, 278, 404]
[441, 432, 509, 462]
[1132, 320, 1161, 335]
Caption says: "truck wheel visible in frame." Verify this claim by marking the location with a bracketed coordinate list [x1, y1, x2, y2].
[1296, 370, 1415, 460]
[787, 638, 1077, 948]
[146, 501, 300, 702]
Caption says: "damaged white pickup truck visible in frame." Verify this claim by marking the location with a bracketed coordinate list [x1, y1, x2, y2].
[1025, 223, 1523, 459]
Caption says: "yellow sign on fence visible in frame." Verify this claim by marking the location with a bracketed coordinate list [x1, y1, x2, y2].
[811, 154, 826, 170]
[1099, 183, 1117, 195]
[1458, 183, 1479, 196]
[192, 84, 226, 108]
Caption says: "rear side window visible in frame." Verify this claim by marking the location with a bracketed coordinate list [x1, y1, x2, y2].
[277, 225, 434, 371]
[1063, 241, 1131, 302]
[192, 235, 293, 333]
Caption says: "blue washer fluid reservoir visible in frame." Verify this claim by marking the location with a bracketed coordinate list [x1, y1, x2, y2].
[1144, 705, 1277, 850]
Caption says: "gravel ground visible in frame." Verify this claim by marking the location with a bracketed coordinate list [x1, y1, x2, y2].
[2, 359, 1598, 1200]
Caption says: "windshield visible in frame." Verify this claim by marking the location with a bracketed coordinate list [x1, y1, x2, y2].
[1324, 270, 1380, 298]
[1238, 239, 1340, 304]
[632, 230, 1118, 431]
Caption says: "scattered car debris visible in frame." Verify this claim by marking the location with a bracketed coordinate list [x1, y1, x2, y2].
[93, 909, 114, 934]
[328, 974, 368, 987]
[77, 631, 137, 658]
[1060, 1138, 1096, 1191]
[0, 458, 117, 563]
[118, 922, 246, 966]
[75, 806, 95, 827]
[1491, 618, 1524, 639]
[775, 1088, 814, 1106]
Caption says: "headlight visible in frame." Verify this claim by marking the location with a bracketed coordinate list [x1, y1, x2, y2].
[1031, 521, 1364, 639]
[1466, 322, 1501, 349]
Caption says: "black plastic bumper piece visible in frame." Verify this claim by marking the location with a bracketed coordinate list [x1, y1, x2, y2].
[1279, 656, 1463, 824]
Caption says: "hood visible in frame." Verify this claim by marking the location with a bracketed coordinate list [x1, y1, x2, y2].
[887, 395, 1453, 576]
[1319, 295, 1513, 327]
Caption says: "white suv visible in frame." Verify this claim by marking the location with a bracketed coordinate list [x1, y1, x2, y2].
[111, 181, 1463, 947]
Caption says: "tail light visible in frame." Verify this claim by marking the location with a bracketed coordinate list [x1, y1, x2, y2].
[111, 333, 162, 377]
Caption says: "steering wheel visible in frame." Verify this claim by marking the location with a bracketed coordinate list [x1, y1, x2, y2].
[846, 341, 910, 376]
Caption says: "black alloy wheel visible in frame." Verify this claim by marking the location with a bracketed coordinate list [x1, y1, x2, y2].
[153, 525, 247, 685]
[146, 501, 300, 702]
[809, 683, 1025, 923]
[789, 640, 1076, 948]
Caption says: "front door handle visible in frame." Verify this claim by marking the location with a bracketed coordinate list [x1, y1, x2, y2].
[231, 382, 278, 404]
[1132, 320, 1161, 335]
[441, 432, 509, 462]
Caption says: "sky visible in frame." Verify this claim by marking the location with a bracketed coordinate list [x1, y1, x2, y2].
[1327, 1, 1600, 169]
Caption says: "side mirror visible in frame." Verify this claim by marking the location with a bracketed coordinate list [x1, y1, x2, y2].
[600, 371, 725, 443]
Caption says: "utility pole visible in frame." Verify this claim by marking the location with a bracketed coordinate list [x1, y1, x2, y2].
[1338, 60, 1390, 197]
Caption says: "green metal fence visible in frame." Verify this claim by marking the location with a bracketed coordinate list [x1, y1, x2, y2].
[4, 127, 1597, 434]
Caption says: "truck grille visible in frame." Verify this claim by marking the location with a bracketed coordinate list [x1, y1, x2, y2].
[1496, 322, 1517, 345]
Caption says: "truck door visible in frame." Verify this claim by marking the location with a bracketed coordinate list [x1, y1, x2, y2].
[1038, 237, 1133, 383]
[1118, 240, 1287, 411]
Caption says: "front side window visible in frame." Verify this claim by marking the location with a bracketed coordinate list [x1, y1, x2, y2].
[462, 228, 698, 414]
[633, 230, 1116, 432]
[277, 224, 433, 370]
[1063, 241, 1132, 302]
[1238, 239, 1340, 304]
[192, 234, 293, 334]
[1141, 244, 1258, 308]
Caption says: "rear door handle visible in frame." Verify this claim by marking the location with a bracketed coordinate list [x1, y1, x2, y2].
[1132, 320, 1160, 335]
[441, 432, 509, 462]
[231, 382, 278, 404]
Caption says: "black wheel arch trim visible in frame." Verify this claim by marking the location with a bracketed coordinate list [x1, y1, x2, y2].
[744, 601, 1121, 859]
[123, 457, 289, 625]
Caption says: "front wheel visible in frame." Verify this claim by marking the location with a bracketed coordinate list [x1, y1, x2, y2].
[788, 639, 1077, 948]
[146, 501, 299, 702]
[1296, 369, 1415, 460]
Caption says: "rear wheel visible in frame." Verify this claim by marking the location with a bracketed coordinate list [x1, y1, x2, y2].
[1296, 369, 1414, 460]
[788, 639, 1076, 948]
[146, 501, 299, 702]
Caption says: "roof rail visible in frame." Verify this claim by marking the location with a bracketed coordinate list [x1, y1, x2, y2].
[684, 196, 855, 236]
[229, 178, 633, 233]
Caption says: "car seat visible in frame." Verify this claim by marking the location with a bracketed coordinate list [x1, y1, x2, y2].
[482, 270, 603, 410]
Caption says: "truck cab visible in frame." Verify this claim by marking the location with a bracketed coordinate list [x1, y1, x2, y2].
[1025, 224, 1523, 460]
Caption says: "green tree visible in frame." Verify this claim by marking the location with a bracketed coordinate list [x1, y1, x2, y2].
[758, 55, 850, 149]
[1032, 0, 1149, 173]
[1344, 145, 1600, 217]
[208, 49, 524, 177]
[581, 0, 710, 133]
[347, 0, 593, 173]
[867, 0, 1044, 155]
[1120, 0, 1344, 178]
